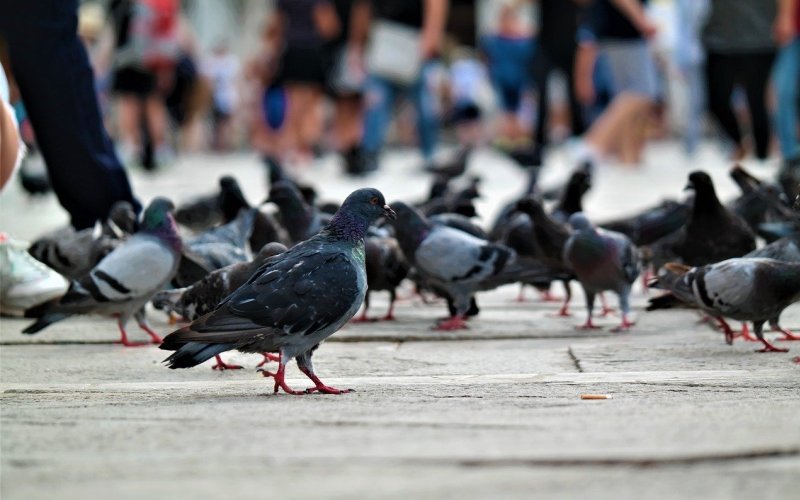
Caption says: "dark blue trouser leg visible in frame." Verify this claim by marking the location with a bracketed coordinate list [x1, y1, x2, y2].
[0, 0, 140, 229]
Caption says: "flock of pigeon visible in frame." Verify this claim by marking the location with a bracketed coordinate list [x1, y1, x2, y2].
[16, 158, 800, 394]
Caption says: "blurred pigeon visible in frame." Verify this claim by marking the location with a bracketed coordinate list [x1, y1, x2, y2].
[515, 197, 575, 315]
[564, 213, 640, 330]
[217, 175, 290, 250]
[650, 258, 800, 351]
[419, 176, 481, 218]
[353, 236, 409, 322]
[28, 201, 136, 280]
[551, 167, 592, 224]
[267, 180, 328, 244]
[175, 193, 221, 232]
[746, 233, 800, 262]
[424, 147, 471, 180]
[389, 202, 517, 330]
[23, 198, 182, 346]
[160, 188, 396, 395]
[600, 200, 691, 247]
[650, 171, 755, 269]
[429, 213, 488, 239]
[186, 208, 255, 270]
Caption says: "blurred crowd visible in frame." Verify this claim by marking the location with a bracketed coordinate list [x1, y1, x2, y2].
[1, 0, 799, 184]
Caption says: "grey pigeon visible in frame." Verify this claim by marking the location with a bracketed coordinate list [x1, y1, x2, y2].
[186, 208, 255, 270]
[353, 236, 409, 322]
[23, 198, 182, 346]
[160, 188, 396, 395]
[388, 202, 516, 330]
[28, 201, 137, 280]
[651, 258, 800, 351]
[267, 180, 328, 245]
[564, 213, 641, 331]
[152, 242, 288, 322]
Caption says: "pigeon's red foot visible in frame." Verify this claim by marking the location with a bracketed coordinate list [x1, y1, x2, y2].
[539, 290, 560, 303]
[715, 317, 736, 345]
[115, 324, 149, 347]
[775, 327, 800, 341]
[734, 322, 759, 342]
[212, 355, 243, 371]
[258, 365, 305, 395]
[576, 318, 602, 330]
[255, 352, 281, 368]
[434, 315, 468, 331]
[138, 324, 164, 344]
[792, 356, 800, 364]
[610, 316, 636, 332]
[299, 368, 352, 394]
[755, 339, 789, 353]
[554, 303, 571, 317]
[381, 312, 396, 321]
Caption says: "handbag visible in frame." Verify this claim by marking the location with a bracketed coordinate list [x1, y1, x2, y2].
[365, 20, 422, 84]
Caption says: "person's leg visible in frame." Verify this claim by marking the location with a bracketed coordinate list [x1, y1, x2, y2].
[298, 86, 324, 153]
[557, 48, 586, 137]
[1, 0, 139, 229]
[683, 62, 706, 155]
[772, 39, 800, 161]
[704, 51, 743, 156]
[332, 95, 363, 151]
[144, 96, 168, 151]
[740, 51, 776, 160]
[531, 48, 552, 149]
[412, 62, 441, 161]
[361, 75, 396, 156]
[116, 94, 141, 155]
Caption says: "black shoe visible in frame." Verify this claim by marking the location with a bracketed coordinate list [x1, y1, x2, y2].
[346, 148, 378, 176]
[507, 144, 543, 169]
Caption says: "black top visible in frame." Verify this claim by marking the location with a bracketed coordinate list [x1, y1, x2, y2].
[277, 0, 325, 48]
[331, 0, 354, 46]
[110, 0, 133, 49]
[372, 0, 424, 28]
[588, 0, 647, 41]
[538, 0, 586, 49]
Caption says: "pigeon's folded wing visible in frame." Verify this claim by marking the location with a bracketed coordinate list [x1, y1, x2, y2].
[415, 226, 513, 285]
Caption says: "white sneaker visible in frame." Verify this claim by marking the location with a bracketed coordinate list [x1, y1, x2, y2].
[0, 234, 68, 316]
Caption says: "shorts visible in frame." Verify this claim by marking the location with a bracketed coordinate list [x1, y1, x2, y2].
[277, 45, 330, 87]
[600, 40, 660, 99]
[112, 66, 157, 97]
[496, 84, 523, 112]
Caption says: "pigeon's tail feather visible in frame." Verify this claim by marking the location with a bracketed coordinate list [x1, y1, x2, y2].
[162, 341, 236, 369]
[22, 312, 72, 334]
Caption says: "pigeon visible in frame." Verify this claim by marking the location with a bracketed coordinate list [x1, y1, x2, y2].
[186, 208, 255, 270]
[600, 200, 691, 247]
[650, 171, 756, 269]
[23, 198, 182, 346]
[175, 193, 222, 232]
[352, 236, 409, 322]
[429, 213, 488, 239]
[746, 233, 800, 263]
[424, 147, 471, 180]
[515, 197, 575, 315]
[152, 242, 288, 322]
[551, 168, 593, 225]
[419, 176, 481, 218]
[28, 201, 137, 280]
[388, 202, 516, 330]
[650, 258, 800, 351]
[267, 180, 327, 244]
[563, 213, 641, 330]
[217, 175, 290, 251]
[160, 188, 396, 395]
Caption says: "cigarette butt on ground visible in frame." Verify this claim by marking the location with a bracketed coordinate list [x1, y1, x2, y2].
[580, 394, 612, 400]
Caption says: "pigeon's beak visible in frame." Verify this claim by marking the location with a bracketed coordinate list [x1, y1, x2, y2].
[683, 182, 694, 191]
[383, 205, 397, 220]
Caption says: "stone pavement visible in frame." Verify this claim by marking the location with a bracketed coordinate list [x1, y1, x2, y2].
[1, 143, 799, 499]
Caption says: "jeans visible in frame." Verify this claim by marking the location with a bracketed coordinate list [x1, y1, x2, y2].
[362, 62, 441, 160]
[773, 38, 800, 161]
[0, 0, 139, 229]
[683, 62, 706, 155]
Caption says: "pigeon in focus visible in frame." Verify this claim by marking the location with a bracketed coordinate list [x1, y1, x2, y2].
[23, 198, 182, 346]
[564, 213, 641, 330]
[160, 188, 396, 395]
[388, 202, 517, 330]
[650, 258, 800, 351]
[353, 236, 409, 322]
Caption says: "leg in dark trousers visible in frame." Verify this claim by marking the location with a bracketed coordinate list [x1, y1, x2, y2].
[532, 48, 554, 148]
[705, 52, 743, 151]
[740, 51, 776, 160]
[554, 50, 586, 137]
[0, 0, 139, 229]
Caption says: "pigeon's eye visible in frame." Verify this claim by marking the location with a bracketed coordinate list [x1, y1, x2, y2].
[370, 196, 379, 205]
